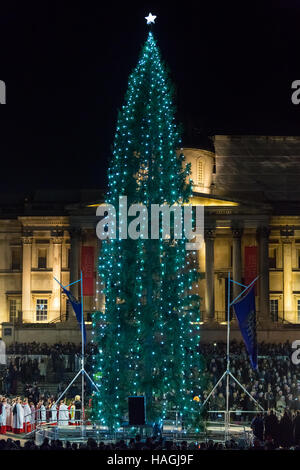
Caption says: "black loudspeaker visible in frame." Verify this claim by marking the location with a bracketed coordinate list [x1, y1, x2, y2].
[128, 396, 146, 425]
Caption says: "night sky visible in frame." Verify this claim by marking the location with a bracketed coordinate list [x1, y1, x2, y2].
[0, 1, 300, 194]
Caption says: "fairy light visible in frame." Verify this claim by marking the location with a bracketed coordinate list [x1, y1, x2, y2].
[92, 29, 204, 430]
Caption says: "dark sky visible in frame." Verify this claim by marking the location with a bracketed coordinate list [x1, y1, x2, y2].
[0, 1, 300, 194]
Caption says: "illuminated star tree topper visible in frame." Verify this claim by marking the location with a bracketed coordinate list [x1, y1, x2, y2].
[92, 14, 204, 431]
[145, 12, 157, 24]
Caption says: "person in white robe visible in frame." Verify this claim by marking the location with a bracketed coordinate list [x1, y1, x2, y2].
[9, 399, 15, 432]
[36, 402, 41, 425]
[0, 398, 7, 434]
[0, 339, 6, 366]
[58, 400, 69, 426]
[5, 399, 12, 432]
[12, 398, 24, 434]
[30, 402, 36, 430]
[50, 401, 57, 425]
[37, 401, 46, 425]
[23, 399, 31, 433]
[40, 401, 47, 424]
[11, 400, 17, 432]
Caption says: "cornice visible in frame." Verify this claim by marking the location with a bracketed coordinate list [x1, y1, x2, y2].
[18, 216, 69, 227]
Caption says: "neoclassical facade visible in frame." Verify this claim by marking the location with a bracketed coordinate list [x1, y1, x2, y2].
[1, 135, 300, 343]
[0, 191, 104, 329]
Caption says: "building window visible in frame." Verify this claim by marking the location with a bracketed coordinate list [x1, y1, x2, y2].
[38, 248, 47, 269]
[298, 300, 300, 323]
[36, 299, 48, 322]
[11, 248, 21, 270]
[269, 247, 276, 269]
[197, 159, 203, 185]
[9, 299, 21, 323]
[270, 299, 278, 322]
[67, 248, 71, 269]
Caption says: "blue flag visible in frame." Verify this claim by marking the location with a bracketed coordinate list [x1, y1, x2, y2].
[62, 287, 86, 345]
[233, 287, 257, 369]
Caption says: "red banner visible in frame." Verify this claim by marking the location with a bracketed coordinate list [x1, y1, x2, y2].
[81, 246, 95, 296]
[244, 246, 257, 294]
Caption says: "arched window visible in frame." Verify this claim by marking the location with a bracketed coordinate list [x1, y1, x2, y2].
[197, 159, 203, 185]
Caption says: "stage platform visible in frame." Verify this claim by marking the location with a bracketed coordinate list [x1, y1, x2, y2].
[205, 422, 253, 443]
[33, 422, 253, 446]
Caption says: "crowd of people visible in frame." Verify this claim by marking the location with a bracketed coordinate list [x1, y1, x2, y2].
[0, 394, 84, 435]
[0, 340, 299, 426]
[199, 340, 300, 419]
[1, 342, 95, 392]
[6, 342, 96, 356]
[6, 343, 74, 355]
[0, 340, 298, 451]
[250, 410, 300, 448]
[0, 434, 300, 451]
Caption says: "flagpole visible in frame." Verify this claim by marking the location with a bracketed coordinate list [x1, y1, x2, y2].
[80, 270, 85, 432]
[52, 276, 100, 438]
[225, 271, 230, 441]
[200, 274, 261, 442]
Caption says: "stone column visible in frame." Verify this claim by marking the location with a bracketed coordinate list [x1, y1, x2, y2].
[197, 237, 206, 321]
[22, 232, 33, 322]
[257, 226, 270, 322]
[68, 227, 81, 321]
[204, 229, 215, 322]
[232, 227, 243, 299]
[283, 239, 293, 322]
[51, 232, 63, 322]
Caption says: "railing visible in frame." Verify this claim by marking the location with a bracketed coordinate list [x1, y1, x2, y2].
[204, 409, 282, 444]
[213, 311, 227, 323]
[49, 314, 68, 324]
[31, 408, 285, 445]
[19, 322, 56, 328]
[205, 417, 251, 445]
[33, 409, 205, 439]
[207, 409, 282, 421]
[9, 313, 300, 326]
[200, 311, 300, 326]
[25, 407, 87, 436]
[271, 313, 300, 325]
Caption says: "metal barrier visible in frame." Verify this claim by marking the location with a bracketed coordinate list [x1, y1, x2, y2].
[207, 409, 282, 421]
[29, 407, 284, 445]
[32, 409, 205, 443]
[204, 409, 283, 443]
[24, 406, 83, 438]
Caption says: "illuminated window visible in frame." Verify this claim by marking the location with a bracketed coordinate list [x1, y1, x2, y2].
[298, 300, 300, 323]
[9, 298, 21, 323]
[197, 159, 203, 185]
[270, 299, 278, 322]
[36, 299, 48, 322]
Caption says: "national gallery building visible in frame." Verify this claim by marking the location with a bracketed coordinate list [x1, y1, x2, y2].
[1, 135, 300, 344]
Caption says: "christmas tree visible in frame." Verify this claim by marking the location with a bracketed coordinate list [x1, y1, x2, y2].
[92, 20, 203, 430]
